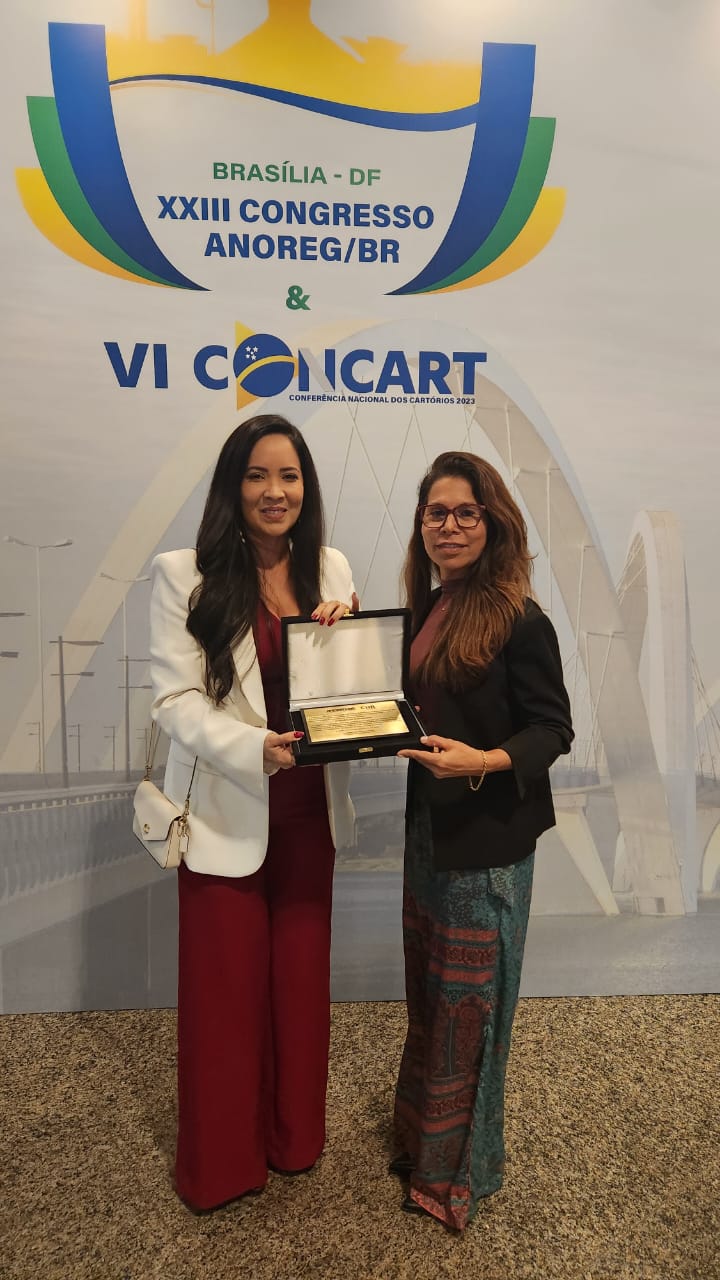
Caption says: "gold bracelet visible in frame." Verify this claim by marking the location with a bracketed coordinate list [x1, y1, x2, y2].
[468, 749, 487, 791]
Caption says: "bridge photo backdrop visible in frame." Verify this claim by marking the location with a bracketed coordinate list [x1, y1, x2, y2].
[1, 0, 719, 1012]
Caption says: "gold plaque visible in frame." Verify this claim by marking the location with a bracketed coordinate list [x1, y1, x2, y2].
[302, 700, 409, 744]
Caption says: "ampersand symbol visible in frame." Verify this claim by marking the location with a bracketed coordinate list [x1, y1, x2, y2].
[286, 284, 310, 311]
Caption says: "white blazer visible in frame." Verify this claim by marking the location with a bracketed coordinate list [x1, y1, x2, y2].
[149, 546, 356, 877]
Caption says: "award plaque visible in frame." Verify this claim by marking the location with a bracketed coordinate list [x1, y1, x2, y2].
[281, 609, 426, 765]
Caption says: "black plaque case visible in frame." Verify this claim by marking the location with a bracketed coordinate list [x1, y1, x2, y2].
[281, 608, 426, 765]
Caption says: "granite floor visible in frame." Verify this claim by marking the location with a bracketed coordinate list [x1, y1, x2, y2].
[1, 996, 718, 1280]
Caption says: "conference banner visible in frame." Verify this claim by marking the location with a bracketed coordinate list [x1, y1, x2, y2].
[1, 0, 718, 1012]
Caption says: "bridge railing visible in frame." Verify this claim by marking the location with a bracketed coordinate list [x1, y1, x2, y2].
[0, 783, 155, 905]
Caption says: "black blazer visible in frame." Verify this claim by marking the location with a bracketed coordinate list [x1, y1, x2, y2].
[411, 597, 573, 871]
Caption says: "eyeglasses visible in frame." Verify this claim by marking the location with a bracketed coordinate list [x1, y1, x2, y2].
[418, 503, 486, 530]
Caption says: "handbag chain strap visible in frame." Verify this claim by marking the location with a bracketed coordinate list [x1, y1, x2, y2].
[179, 758, 198, 822]
[144, 722, 198, 815]
[143, 722, 160, 781]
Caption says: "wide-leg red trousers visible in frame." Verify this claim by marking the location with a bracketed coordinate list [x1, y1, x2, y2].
[175, 805, 336, 1210]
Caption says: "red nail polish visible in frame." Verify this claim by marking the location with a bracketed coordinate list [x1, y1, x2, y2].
[293, 731, 305, 739]
[328, 619, 334, 627]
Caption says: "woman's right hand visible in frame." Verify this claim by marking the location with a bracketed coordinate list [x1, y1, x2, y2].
[263, 729, 303, 774]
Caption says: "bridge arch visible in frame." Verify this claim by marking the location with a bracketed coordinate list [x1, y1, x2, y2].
[615, 511, 696, 909]
[701, 820, 720, 893]
[1, 318, 691, 913]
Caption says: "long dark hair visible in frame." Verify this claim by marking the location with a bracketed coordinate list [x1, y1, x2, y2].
[187, 415, 324, 703]
[404, 452, 533, 688]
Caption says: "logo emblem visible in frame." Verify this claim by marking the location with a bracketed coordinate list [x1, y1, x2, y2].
[17, 20, 564, 293]
[234, 334, 296, 398]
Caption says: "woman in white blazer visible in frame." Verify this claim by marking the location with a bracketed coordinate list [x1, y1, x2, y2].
[149, 415, 357, 1211]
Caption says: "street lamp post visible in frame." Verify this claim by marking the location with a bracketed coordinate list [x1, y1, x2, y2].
[104, 725, 117, 773]
[27, 722, 41, 773]
[125, 677, 152, 773]
[137, 728, 151, 767]
[4, 537, 72, 774]
[50, 636, 102, 788]
[68, 723, 81, 773]
[100, 572, 150, 781]
[0, 658, 41, 772]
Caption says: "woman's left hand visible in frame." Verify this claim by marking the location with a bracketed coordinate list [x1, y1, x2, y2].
[311, 591, 360, 627]
[398, 735, 486, 779]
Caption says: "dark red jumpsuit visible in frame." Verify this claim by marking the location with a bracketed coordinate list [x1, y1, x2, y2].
[174, 604, 336, 1209]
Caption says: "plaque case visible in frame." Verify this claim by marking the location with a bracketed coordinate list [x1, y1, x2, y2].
[281, 608, 426, 765]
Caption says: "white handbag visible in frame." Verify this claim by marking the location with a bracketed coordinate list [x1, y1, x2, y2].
[132, 724, 197, 869]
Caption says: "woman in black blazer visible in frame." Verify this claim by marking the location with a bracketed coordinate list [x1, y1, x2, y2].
[392, 450, 573, 1229]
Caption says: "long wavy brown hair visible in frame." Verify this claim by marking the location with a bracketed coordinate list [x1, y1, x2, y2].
[404, 452, 533, 688]
[187, 415, 324, 704]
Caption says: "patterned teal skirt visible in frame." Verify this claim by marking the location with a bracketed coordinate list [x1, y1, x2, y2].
[393, 783, 534, 1229]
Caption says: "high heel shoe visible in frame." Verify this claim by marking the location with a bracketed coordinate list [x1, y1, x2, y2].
[388, 1153, 414, 1178]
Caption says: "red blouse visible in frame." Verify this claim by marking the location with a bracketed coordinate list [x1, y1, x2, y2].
[252, 601, 327, 827]
[409, 578, 465, 733]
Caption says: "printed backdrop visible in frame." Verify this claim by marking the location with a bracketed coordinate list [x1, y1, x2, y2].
[1, 0, 719, 1012]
